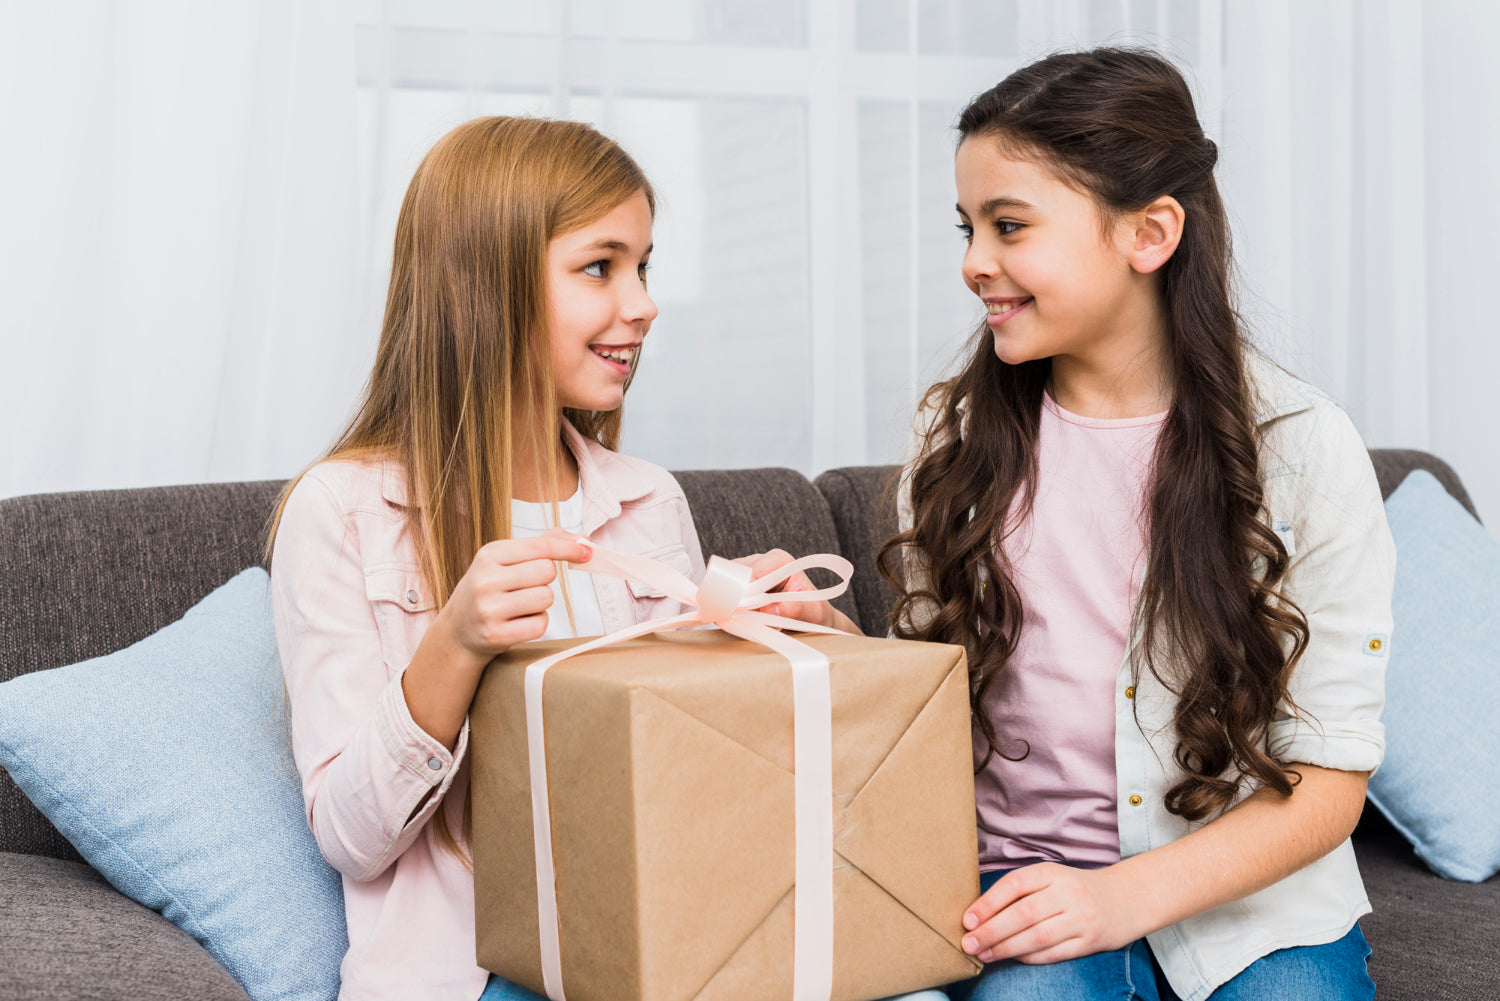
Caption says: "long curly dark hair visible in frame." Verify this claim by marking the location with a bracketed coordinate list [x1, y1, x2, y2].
[879, 48, 1310, 822]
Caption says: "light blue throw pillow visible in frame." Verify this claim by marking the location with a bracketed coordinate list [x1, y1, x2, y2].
[1369, 470, 1500, 882]
[0, 568, 346, 1000]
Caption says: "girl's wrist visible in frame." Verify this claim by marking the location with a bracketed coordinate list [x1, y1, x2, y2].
[430, 605, 501, 676]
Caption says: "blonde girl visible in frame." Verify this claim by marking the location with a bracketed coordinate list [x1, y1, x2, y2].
[269, 117, 706, 1001]
[270, 116, 911, 1001]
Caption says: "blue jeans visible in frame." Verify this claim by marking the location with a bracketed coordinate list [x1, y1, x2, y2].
[934, 871, 1375, 1001]
[479, 870, 1372, 1001]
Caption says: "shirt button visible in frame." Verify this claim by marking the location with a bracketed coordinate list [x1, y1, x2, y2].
[1124, 686, 1136, 699]
[427, 757, 442, 771]
[1129, 794, 1143, 807]
[406, 589, 420, 606]
[1368, 638, 1383, 652]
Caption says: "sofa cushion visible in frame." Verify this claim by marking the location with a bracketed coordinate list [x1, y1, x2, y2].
[0, 479, 288, 862]
[1368, 448, 1478, 519]
[0, 851, 251, 1001]
[813, 466, 902, 637]
[1355, 820, 1500, 999]
[676, 467, 859, 625]
[1367, 470, 1500, 882]
[0, 569, 345, 1001]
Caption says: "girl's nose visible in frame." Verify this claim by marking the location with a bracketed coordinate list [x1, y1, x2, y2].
[623, 280, 658, 327]
[962, 243, 996, 291]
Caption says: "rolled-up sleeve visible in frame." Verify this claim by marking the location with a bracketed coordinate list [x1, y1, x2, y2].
[1266, 405, 1394, 773]
[270, 472, 467, 882]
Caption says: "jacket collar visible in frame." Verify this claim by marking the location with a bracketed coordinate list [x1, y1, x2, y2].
[380, 461, 411, 508]
[563, 420, 652, 533]
[1246, 351, 1317, 426]
[376, 421, 652, 526]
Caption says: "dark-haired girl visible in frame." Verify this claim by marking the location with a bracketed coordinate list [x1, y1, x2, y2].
[881, 48, 1392, 1000]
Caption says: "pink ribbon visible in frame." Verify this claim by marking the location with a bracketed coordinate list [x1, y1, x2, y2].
[521, 545, 855, 1001]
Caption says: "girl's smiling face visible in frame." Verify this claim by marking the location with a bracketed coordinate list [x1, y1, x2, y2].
[955, 138, 1156, 370]
[546, 189, 657, 413]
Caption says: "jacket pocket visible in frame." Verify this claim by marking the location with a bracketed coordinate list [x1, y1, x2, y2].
[364, 566, 436, 672]
[624, 544, 695, 599]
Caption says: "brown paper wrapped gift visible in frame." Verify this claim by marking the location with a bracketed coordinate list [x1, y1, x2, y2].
[469, 628, 983, 1001]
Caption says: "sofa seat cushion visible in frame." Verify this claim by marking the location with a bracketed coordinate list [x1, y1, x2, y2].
[0, 851, 250, 1001]
[1355, 820, 1500, 1000]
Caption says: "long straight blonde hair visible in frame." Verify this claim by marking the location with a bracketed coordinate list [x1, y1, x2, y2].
[269, 116, 654, 856]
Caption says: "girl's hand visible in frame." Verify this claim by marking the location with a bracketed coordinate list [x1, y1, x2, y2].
[438, 529, 594, 661]
[960, 863, 1147, 965]
[734, 549, 863, 635]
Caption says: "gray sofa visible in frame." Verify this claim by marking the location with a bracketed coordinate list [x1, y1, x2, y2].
[1, 451, 1495, 1000]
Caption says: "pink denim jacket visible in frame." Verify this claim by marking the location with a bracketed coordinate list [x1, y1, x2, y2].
[270, 423, 705, 1001]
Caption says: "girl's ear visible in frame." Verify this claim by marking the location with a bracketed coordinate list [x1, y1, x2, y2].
[1127, 195, 1185, 275]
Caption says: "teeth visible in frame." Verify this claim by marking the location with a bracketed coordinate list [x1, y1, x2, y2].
[986, 301, 1024, 315]
[593, 346, 636, 364]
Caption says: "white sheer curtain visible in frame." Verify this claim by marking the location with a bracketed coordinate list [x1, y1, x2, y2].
[1217, 0, 1500, 530]
[3, 1, 1496, 532]
[1, 0, 366, 497]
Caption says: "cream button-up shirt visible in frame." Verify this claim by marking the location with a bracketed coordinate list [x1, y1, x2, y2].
[271, 423, 704, 1001]
[900, 354, 1395, 1001]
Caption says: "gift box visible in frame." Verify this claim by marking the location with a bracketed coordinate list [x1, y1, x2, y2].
[469, 628, 982, 1001]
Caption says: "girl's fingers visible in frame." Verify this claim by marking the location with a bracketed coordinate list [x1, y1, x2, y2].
[978, 906, 1074, 960]
[731, 551, 833, 626]
[962, 890, 1060, 958]
[472, 587, 555, 649]
[496, 611, 550, 647]
[539, 527, 595, 564]
[964, 866, 1043, 932]
[735, 549, 794, 580]
[500, 584, 555, 618]
[1012, 935, 1090, 966]
[491, 558, 560, 590]
[762, 598, 824, 625]
[481, 534, 592, 567]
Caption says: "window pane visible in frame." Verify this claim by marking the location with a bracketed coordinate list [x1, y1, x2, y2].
[918, 100, 982, 387]
[918, 0, 1019, 57]
[856, 0, 910, 54]
[859, 99, 913, 463]
[357, 89, 555, 314]
[570, 0, 806, 47]
[379, 0, 556, 35]
[600, 99, 812, 470]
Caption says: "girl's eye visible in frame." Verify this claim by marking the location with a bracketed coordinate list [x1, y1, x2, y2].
[996, 220, 1023, 236]
[955, 222, 973, 243]
[638, 261, 651, 286]
[584, 260, 608, 278]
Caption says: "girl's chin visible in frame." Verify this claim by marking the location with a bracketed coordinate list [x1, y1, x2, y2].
[559, 392, 625, 413]
[990, 339, 1045, 367]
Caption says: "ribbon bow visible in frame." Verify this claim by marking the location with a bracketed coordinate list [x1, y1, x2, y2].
[522, 545, 855, 1001]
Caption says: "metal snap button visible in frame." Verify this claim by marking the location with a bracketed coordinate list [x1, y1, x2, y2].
[1124, 686, 1136, 699]
[406, 589, 420, 606]
[1129, 794, 1143, 807]
[427, 757, 442, 771]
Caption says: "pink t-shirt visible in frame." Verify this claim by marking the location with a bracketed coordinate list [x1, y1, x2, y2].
[975, 392, 1166, 872]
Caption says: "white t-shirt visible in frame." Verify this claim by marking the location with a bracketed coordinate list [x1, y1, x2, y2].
[509, 490, 607, 639]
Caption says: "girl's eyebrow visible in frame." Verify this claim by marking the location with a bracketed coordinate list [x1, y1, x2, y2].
[956, 196, 1035, 217]
[579, 238, 653, 255]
